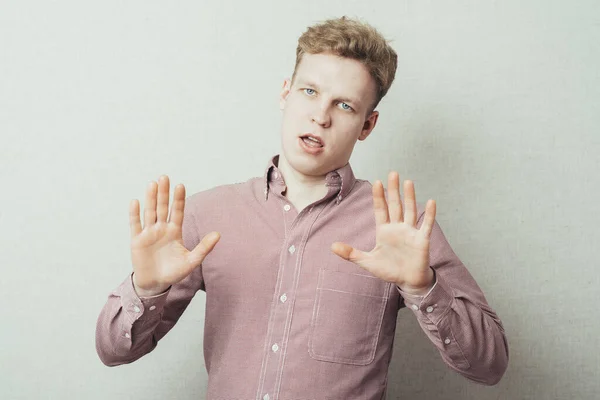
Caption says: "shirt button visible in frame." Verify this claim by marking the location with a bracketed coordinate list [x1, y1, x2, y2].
[280, 294, 287, 303]
[125, 333, 130, 338]
[264, 188, 268, 195]
[288, 245, 295, 254]
[338, 195, 342, 201]
[283, 204, 291, 211]
[149, 305, 156, 311]
[444, 337, 451, 345]
[133, 305, 141, 313]
[272, 344, 279, 352]
[426, 306, 434, 313]
[411, 304, 419, 311]
[263, 395, 270, 400]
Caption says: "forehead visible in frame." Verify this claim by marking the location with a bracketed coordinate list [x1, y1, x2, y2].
[294, 52, 376, 105]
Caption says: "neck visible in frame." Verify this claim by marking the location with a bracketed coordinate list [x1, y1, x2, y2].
[276, 153, 329, 208]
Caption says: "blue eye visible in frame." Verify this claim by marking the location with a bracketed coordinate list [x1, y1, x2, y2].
[339, 102, 353, 111]
[304, 88, 316, 96]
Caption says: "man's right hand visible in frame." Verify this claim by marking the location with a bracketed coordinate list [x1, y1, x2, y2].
[129, 175, 220, 297]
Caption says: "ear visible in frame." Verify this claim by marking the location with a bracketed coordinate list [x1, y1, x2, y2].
[358, 110, 379, 141]
[279, 78, 292, 110]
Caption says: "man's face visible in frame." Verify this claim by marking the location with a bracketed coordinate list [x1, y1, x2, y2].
[279, 52, 379, 177]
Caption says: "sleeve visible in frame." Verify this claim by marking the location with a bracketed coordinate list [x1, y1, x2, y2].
[397, 212, 509, 386]
[95, 197, 205, 366]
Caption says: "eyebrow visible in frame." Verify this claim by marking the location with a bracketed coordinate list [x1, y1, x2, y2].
[296, 79, 362, 107]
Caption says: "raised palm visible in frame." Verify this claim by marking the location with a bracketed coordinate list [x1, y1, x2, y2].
[331, 171, 436, 295]
[129, 175, 220, 295]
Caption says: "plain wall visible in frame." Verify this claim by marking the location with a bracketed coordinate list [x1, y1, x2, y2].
[1, 1, 598, 399]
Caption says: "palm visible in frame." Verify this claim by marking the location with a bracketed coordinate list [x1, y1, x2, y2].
[331, 171, 436, 294]
[129, 176, 220, 293]
[131, 222, 192, 288]
[366, 222, 430, 285]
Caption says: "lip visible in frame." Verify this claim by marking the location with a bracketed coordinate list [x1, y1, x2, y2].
[298, 137, 325, 155]
[300, 133, 325, 147]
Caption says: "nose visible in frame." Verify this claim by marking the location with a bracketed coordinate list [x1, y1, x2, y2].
[311, 102, 331, 128]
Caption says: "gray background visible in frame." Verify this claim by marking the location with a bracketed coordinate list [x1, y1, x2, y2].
[1, 1, 598, 399]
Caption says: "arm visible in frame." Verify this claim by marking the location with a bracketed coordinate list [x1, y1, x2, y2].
[95, 194, 205, 366]
[332, 175, 508, 384]
[397, 216, 509, 385]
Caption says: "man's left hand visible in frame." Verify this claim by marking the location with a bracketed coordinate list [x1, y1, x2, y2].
[331, 171, 436, 296]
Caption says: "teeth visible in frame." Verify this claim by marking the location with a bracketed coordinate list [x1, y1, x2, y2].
[305, 137, 321, 144]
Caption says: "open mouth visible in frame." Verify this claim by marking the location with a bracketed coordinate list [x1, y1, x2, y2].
[300, 135, 324, 148]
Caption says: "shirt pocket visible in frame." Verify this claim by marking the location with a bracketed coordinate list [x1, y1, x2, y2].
[308, 269, 391, 365]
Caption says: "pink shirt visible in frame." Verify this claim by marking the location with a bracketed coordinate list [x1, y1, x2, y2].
[96, 154, 508, 399]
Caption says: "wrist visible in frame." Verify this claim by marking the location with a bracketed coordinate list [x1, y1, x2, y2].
[132, 274, 170, 297]
[397, 267, 436, 296]
[134, 284, 169, 297]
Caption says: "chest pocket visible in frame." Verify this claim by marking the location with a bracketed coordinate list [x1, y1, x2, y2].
[308, 269, 391, 365]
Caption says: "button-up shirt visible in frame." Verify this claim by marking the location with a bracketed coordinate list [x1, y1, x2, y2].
[96, 154, 509, 399]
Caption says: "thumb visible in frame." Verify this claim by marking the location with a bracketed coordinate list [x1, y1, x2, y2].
[331, 241, 366, 263]
[188, 232, 221, 266]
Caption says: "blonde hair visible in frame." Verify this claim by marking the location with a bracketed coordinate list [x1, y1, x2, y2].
[291, 16, 398, 114]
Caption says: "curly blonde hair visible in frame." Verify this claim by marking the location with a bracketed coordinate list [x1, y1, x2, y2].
[291, 16, 398, 114]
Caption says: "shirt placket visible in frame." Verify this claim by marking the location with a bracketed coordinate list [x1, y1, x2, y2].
[256, 192, 320, 400]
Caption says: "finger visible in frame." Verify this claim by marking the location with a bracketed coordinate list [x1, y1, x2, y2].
[169, 184, 186, 226]
[387, 171, 404, 223]
[156, 175, 170, 223]
[372, 180, 390, 226]
[419, 199, 436, 238]
[404, 180, 417, 227]
[143, 181, 158, 228]
[187, 232, 221, 269]
[129, 199, 142, 238]
[330, 241, 367, 264]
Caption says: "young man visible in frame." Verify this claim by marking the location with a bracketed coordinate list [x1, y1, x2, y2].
[96, 16, 508, 399]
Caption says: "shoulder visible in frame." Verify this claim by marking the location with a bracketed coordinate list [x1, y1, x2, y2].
[184, 177, 260, 211]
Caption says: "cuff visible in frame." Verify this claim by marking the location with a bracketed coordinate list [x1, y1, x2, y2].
[117, 272, 171, 323]
[397, 269, 454, 324]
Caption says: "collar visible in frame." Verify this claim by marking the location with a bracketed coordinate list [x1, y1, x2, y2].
[262, 154, 356, 205]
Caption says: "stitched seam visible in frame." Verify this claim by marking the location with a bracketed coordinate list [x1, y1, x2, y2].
[319, 288, 387, 298]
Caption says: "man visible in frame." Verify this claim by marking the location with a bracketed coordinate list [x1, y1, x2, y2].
[96, 16, 508, 399]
